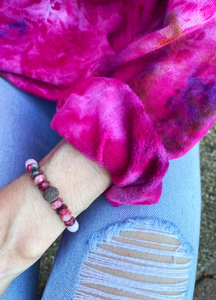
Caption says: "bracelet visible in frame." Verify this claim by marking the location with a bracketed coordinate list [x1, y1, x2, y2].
[25, 159, 79, 233]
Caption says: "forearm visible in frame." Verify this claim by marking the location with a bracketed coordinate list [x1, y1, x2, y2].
[0, 139, 112, 294]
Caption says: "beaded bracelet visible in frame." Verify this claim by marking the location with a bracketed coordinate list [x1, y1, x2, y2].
[25, 159, 79, 233]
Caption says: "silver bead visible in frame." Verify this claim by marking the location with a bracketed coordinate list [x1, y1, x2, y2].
[43, 186, 59, 203]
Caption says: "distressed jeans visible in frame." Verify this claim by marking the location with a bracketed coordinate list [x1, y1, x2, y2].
[0, 77, 201, 300]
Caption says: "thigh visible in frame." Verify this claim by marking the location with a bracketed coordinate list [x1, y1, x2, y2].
[42, 142, 201, 300]
[0, 77, 62, 188]
[0, 77, 62, 300]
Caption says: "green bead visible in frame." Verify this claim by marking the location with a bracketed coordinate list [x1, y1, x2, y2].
[27, 163, 39, 174]
[30, 169, 42, 179]
[32, 166, 38, 171]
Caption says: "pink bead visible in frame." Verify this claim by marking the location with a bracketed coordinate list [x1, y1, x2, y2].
[67, 219, 79, 232]
[64, 216, 76, 227]
[25, 159, 38, 169]
[34, 174, 46, 185]
[52, 198, 63, 209]
[27, 163, 38, 174]
[58, 205, 68, 216]
[38, 180, 50, 191]
[60, 210, 72, 222]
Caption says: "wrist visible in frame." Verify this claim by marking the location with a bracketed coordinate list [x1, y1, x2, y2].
[0, 139, 112, 264]
[0, 139, 112, 295]
[39, 139, 112, 217]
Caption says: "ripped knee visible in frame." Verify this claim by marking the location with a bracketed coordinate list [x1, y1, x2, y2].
[74, 219, 193, 300]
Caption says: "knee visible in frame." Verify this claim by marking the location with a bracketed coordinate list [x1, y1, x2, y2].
[74, 219, 193, 299]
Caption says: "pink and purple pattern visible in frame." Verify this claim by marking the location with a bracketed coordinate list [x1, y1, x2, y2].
[64, 216, 76, 227]
[60, 210, 72, 222]
[56, 204, 68, 216]
[38, 180, 50, 191]
[52, 198, 63, 209]
[2, 1, 216, 206]
[33, 174, 46, 186]
[26, 163, 38, 174]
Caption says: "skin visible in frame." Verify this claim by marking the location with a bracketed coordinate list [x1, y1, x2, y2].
[0, 139, 191, 299]
[0, 139, 112, 296]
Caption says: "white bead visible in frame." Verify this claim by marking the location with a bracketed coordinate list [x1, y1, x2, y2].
[25, 159, 38, 169]
[67, 219, 79, 232]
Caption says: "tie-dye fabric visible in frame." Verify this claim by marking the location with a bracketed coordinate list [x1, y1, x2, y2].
[0, 0, 215, 207]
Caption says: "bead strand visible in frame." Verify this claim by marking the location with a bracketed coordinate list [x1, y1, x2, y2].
[25, 159, 79, 232]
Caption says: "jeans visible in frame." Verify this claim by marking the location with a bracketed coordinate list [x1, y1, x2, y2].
[0, 77, 201, 300]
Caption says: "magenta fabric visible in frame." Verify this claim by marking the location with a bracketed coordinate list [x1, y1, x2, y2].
[0, 0, 216, 207]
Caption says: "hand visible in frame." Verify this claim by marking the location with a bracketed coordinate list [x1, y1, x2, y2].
[0, 139, 112, 296]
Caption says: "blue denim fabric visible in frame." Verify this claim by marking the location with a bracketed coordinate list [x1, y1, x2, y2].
[0, 77, 62, 300]
[0, 77, 201, 300]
